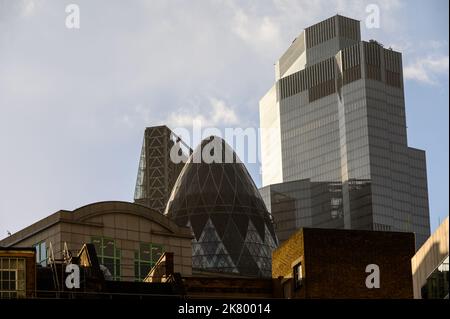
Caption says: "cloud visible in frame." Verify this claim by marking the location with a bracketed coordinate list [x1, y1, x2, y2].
[20, 0, 36, 17]
[404, 55, 449, 85]
[231, 8, 281, 52]
[388, 40, 448, 55]
[0, 0, 447, 239]
[429, 40, 449, 50]
[210, 97, 239, 125]
[166, 97, 239, 128]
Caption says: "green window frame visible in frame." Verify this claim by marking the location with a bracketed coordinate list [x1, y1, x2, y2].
[134, 243, 164, 281]
[91, 237, 121, 281]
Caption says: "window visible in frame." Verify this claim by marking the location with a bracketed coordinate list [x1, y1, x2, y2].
[0, 258, 26, 299]
[134, 243, 164, 281]
[33, 241, 47, 266]
[91, 237, 121, 281]
[421, 255, 449, 299]
[293, 262, 303, 289]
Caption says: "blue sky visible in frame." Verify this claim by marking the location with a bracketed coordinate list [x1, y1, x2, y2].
[0, 0, 448, 239]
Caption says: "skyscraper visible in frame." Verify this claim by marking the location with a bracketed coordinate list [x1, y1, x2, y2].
[165, 136, 278, 277]
[134, 126, 191, 214]
[259, 15, 430, 247]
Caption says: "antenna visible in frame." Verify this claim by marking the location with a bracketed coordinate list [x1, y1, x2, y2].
[49, 242, 60, 293]
[63, 242, 72, 263]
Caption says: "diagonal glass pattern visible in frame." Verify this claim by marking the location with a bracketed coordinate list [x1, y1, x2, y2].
[165, 136, 278, 277]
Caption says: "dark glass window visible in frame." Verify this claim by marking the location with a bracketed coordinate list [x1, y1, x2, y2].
[421, 256, 449, 299]
[134, 243, 165, 281]
[91, 237, 121, 281]
[293, 262, 303, 290]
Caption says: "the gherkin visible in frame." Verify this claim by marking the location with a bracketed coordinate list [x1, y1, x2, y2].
[164, 136, 278, 277]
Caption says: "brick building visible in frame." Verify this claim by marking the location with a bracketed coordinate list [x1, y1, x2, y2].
[272, 227, 415, 298]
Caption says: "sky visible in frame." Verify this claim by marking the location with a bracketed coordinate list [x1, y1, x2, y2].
[0, 0, 448, 240]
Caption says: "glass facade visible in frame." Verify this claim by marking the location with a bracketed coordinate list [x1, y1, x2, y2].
[165, 137, 278, 277]
[0, 258, 26, 299]
[259, 15, 430, 248]
[260, 179, 346, 243]
[91, 237, 121, 281]
[421, 256, 449, 299]
[134, 243, 164, 281]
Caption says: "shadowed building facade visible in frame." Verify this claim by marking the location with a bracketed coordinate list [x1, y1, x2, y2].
[259, 15, 430, 248]
[165, 136, 278, 277]
[1, 227, 419, 299]
[272, 228, 416, 298]
[411, 216, 449, 299]
[0, 201, 193, 282]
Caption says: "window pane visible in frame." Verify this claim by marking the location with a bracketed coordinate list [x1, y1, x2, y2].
[2, 270, 9, 281]
[10, 278, 17, 291]
[151, 245, 163, 263]
[103, 258, 115, 277]
[34, 245, 40, 262]
[104, 239, 115, 257]
[0, 271, 17, 291]
[115, 259, 121, 277]
[140, 243, 151, 262]
[91, 237, 102, 256]
[140, 263, 152, 279]
[134, 262, 139, 279]
[421, 255, 449, 299]
[40, 242, 47, 263]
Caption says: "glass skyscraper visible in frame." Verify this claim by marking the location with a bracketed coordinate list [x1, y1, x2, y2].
[259, 15, 430, 248]
[165, 136, 278, 277]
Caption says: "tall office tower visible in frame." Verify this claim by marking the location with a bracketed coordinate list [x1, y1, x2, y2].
[259, 15, 430, 248]
[134, 126, 192, 214]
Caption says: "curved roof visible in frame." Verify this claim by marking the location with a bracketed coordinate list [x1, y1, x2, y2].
[0, 201, 192, 247]
[165, 136, 278, 277]
[72, 201, 188, 234]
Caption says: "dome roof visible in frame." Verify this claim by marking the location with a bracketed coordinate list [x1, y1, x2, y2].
[165, 136, 278, 277]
